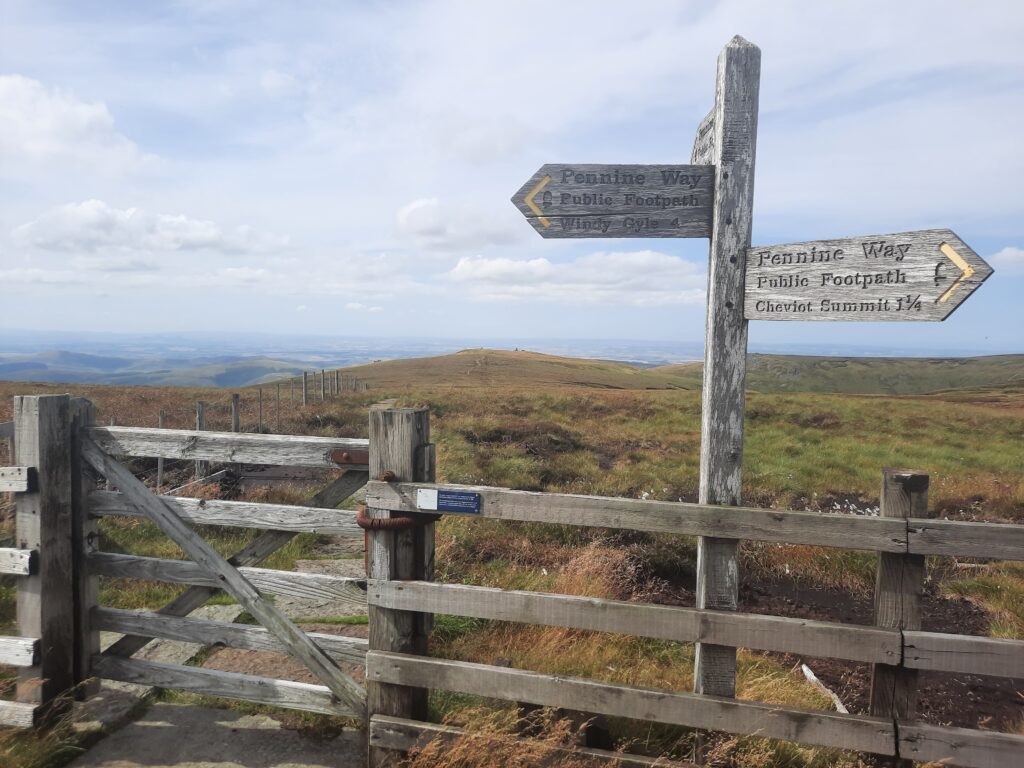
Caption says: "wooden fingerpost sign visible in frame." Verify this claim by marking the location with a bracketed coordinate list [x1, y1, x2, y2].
[511, 30, 994, 722]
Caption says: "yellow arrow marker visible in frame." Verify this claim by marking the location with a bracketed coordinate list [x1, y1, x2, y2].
[524, 175, 552, 228]
[937, 242, 976, 303]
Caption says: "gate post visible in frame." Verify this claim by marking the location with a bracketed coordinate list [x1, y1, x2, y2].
[13, 394, 75, 722]
[870, 468, 928, 765]
[366, 405, 433, 767]
[70, 398, 100, 698]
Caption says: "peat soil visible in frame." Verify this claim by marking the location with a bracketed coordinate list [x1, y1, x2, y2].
[739, 579, 1023, 732]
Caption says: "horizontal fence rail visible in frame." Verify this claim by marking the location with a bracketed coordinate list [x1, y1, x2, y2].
[369, 715, 691, 768]
[0, 701, 37, 729]
[367, 580, 1024, 678]
[89, 490, 363, 536]
[0, 467, 34, 493]
[367, 651, 898, 756]
[0, 548, 35, 576]
[0, 637, 39, 667]
[88, 426, 369, 469]
[366, 481, 1024, 561]
[94, 655, 361, 717]
[93, 608, 367, 665]
[89, 552, 368, 609]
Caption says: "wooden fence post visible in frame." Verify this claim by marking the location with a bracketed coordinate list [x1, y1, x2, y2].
[695, 36, 761, 699]
[334, 370, 340, 395]
[104, 416, 115, 491]
[871, 469, 928, 764]
[367, 405, 434, 767]
[258, 387, 264, 433]
[195, 402, 207, 479]
[302, 372, 308, 406]
[321, 369, 326, 402]
[70, 398, 100, 698]
[14, 394, 75, 721]
[156, 409, 165, 490]
[231, 393, 241, 433]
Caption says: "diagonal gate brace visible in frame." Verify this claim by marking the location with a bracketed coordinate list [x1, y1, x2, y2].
[103, 470, 369, 660]
[82, 437, 366, 715]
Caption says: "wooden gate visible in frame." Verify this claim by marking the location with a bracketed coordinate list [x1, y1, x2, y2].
[1, 394, 394, 725]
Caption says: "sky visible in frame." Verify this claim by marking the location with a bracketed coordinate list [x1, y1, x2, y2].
[1, 0, 1022, 354]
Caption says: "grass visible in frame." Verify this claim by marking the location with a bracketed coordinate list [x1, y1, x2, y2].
[0, 367, 1022, 767]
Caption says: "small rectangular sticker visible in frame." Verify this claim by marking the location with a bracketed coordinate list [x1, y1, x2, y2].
[438, 490, 481, 513]
[416, 488, 439, 511]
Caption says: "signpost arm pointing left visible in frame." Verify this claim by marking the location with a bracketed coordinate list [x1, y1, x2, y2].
[695, 35, 761, 699]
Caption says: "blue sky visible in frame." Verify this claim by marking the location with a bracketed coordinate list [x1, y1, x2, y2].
[1, 1, 1022, 353]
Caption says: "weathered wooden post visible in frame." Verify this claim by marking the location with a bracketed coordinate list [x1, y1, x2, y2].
[367, 405, 434, 768]
[231, 393, 241, 433]
[302, 372, 309, 406]
[320, 369, 326, 402]
[70, 398, 100, 698]
[104, 415, 116, 491]
[334, 369, 340, 395]
[290, 377, 295, 402]
[14, 395, 75, 721]
[195, 401, 207, 479]
[156, 409, 165, 489]
[871, 469, 928, 765]
[693, 36, 761, 699]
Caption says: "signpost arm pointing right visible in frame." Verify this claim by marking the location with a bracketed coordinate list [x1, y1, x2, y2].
[695, 35, 761, 698]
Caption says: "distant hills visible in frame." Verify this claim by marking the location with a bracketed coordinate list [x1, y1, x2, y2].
[338, 349, 1024, 396]
[2, 346, 1022, 396]
[0, 350, 307, 388]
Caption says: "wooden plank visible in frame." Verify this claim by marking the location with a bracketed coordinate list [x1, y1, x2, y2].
[0, 700, 37, 729]
[70, 398, 100, 698]
[899, 722, 1024, 768]
[0, 466, 35, 493]
[93, 608, 367, 665]
[93, 655, 361, 718]
[0, 547, 35, 576]
[696, 34, 761, 700]
[366, 652, 896, 756]
[88, 425, 369, 468]
[80, 437, 367, 715]
[89, 552, 367, 608]
[903, 631, 1024, 678]
[89, 490, 363, 536]
[369, 715, 695, 767]
[102, 470, 368, 660]
[690, 107, 715, 165]
[367, 406, 433, 768]
[511, 164, 714, 239]
[908, 518, 1024, 561]
[365, 481, 908, 552]
[368, 580, 900, 665]
[0, 636, 39, 666]
[15, 395, 75, 718]
[744, 229, 994, 322]
[870, 470, 927, 747]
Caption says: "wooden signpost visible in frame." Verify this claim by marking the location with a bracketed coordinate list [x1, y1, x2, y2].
[512, 35, 994, 709]
[746, 229, 992, 320]
[511, 164, 713, 238]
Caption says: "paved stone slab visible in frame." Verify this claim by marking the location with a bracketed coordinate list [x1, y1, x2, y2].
[68, 703, 365, 768]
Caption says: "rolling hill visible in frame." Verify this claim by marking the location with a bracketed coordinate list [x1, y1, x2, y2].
[337, 349, 1024, 396]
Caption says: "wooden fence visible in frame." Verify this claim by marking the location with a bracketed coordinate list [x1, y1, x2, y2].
[1, 394, 1023, 768]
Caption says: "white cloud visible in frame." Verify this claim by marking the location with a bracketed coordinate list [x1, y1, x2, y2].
[446, 250, 705, 306]
[989, 246, 1024, 275]
[397, 198, 521, 251]
[345, 302, 366, 310]
[0, 75, 153, 176]
[12, 200, 289, 254]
